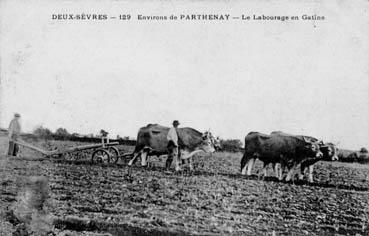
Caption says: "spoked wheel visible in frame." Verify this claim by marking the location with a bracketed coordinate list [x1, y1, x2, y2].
[91, 149, 110, 164]
[107, 146, 120, 164]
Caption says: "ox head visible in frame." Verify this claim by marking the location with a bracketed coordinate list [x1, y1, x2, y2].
[302, 136, 323, 158]
[200, 131, 216, 154]
[213, 136, 222, 151]
[319, 142, 339, 161]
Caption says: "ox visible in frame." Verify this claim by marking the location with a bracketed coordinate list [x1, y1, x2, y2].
[271, 131, 339, 182]
[298, 142, 338, 182]
[240, 131, 323, 181]
[127, 124, 216, 171]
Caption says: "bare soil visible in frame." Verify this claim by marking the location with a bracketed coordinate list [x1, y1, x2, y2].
[1, 138, 369, 235]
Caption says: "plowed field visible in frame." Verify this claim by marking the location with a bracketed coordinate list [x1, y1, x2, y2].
[1, 137, 369, 235]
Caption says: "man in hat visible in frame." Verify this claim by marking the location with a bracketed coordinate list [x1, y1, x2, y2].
[8, 113, 22, 156]
[166, 120, 180, 170]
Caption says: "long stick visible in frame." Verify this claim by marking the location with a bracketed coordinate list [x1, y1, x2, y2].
[14, 140, 120, 156]
[14, 140, 52, 156]
[54, 142, 119, 154]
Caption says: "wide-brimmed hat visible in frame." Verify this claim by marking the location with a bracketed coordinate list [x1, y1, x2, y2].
[14, 113, 20, 117]
[172, 120, 180, 126]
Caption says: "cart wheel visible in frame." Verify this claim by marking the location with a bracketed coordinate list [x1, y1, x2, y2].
[91, 149, 110, 164]
[107, 147, 120, 164]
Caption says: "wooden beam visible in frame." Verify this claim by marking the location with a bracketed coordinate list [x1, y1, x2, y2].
[14, 140, 52, 156]
[15, 140, 120, 156]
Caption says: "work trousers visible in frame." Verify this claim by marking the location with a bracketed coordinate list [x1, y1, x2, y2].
[7, 141, 19, 156]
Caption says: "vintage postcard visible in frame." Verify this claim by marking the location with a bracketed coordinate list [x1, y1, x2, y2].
[0, 0, 368, 235]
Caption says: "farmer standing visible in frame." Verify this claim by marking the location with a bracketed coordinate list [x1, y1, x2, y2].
[7, 113, 21, 156]
[166, 120, 180, 171]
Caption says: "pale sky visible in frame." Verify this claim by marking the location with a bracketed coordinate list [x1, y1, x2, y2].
[0, 0, 368, 150]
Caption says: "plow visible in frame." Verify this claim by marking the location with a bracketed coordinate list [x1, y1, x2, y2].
[14, 137, 133, 164]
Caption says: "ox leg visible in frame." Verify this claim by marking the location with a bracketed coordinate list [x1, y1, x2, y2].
[299, 162, 308, 180]
[246, 158, 255, 176]
[165, 154, 173, 169]
[241, 162, 248, 175]
[308, 165, 314, 183]
[189, 158, 193, 171]
[277, 163, 284, 181]
[173, 147, 181, 171]
[285, 164, 296, 182]
[141, 152, 148, 166]
[240, 154, 248, 175]
[128, 152, 140, 166]
[299, 165, 305, 180]
[274, 163, 281, 179]
[299, 166, 308, 181]
[298, 169, 304, 180]
[259, 162, 268, 180]
[278, 164, 284, 181]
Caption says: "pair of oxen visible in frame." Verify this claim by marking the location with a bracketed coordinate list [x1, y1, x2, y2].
[240, 131, 339, 182]
[127, 124, 218, 171]
[128, 124, 338, 182]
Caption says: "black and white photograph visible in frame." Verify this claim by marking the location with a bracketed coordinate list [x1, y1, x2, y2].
[0, 0, 368, 235]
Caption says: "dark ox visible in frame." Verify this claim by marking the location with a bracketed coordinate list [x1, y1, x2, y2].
[299, 142, 338, 182]
[240, 132, 323, 182]
[270, 131, 339, 182]
[128, 124, 216, 170]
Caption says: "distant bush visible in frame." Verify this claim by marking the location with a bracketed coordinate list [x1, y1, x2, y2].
[358, 152, 369, 164]
[33, 126, 53, 139]
[339, 150, 369, 164]
[360, 147, 368, 154]
[30, 125, 137, 145]
[341, 152, 359, 163]
[337, 149, 354, 160]
[54, 128, 70, 140]
[220, 139, 243, 153]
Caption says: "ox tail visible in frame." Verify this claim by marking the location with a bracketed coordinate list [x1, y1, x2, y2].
[240, 152, 248, 174]
[133, 144, 144, 154]
[127, 145, 145, 166]
[128, 145, 146, 159]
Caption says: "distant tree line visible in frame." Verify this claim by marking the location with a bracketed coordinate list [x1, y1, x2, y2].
[30, 126, 246, 152]
[219, 139, 243, 153]
[338, 148, 369, 164]
[23, 126, 369, 161]
[33, 126, 70, 140]
[30, 126, 136, 145]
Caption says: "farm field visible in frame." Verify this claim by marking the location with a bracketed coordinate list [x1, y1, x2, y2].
[1, 137, 369, 235]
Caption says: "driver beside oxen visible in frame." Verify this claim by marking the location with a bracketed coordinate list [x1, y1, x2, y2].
[128, 121, 216, 171]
